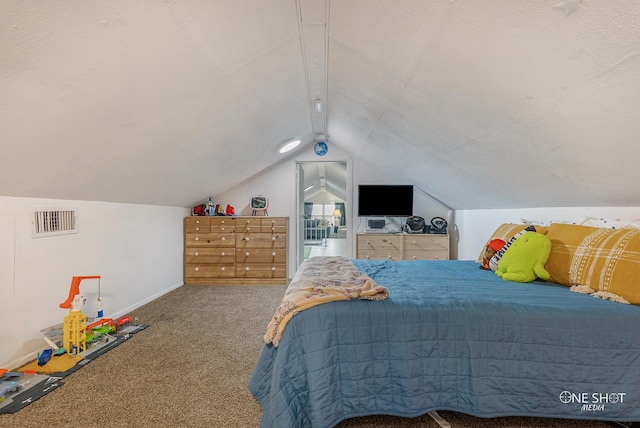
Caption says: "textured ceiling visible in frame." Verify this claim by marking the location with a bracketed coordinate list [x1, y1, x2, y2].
[1, 0, 639, 209]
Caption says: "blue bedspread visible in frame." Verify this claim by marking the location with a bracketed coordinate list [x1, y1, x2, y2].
[248, 260, 640, 427]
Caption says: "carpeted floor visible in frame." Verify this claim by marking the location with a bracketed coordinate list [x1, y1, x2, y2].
[0, 285, 616, 428]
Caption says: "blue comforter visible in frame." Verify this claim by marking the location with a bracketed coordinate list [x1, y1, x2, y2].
[249, 260, 640, 427]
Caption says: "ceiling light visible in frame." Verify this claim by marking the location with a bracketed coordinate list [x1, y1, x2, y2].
[279, 139, 301, 154]
[314, 99, 322, 113]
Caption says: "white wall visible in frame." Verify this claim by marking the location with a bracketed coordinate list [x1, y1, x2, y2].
[0, 196, 189, 369]
[350, 161, 452, 234]
[455, 206, 640, 261]
[216, 141, 452, 274]
[216, 145, 640, 267]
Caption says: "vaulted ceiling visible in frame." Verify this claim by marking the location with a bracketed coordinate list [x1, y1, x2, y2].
[2, 1, 639, 209]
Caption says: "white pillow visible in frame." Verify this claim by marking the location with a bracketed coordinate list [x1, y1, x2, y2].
[573, 217, 640, 230]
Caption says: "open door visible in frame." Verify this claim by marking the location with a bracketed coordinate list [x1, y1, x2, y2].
[296, 163, 306, 267]
[296, 161, 349, 268]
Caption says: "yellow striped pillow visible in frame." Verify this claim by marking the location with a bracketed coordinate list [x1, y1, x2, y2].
[545, 223, 640, 304]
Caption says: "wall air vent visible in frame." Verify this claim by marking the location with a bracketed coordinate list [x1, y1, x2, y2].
[32, 208, 78, 238]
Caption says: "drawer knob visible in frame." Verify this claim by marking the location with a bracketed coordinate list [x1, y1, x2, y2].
[367, 241, 370, 244]
[413, 256, 417, 259]
[245, 267, 250, 271]
[196, 220, 200, 224]
[272, 237, 276, 241]
[195, 227, 200, 231]
[244, 237, 250, 241]
[221, 237, 226, 241]
[221, 267, 225, 271]
[221, 220, 225, 224]
[387, 256, 392, 259]
[221, 227, 225, 231]
[194, 252, 199, 256]
[412, 241, 416, 245]
[246, 227, 251, 231]
[271, 220, 275, 224]
[194, 267, 199, 271]
[221, 252, 226, 256]
[245, 252, 250, 257]
[271, 227, 275, 231]
[366, 256, 371, 259]
[194, 236, 199, 241]
[272, 252, 276, 257]
[272, 267, 276, 271]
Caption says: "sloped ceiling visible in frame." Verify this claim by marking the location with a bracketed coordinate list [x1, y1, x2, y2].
[1, 0, 639, 210]
[302, 162, 347, 203]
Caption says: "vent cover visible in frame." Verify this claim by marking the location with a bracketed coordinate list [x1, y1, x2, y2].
[32, 209, 78, 238]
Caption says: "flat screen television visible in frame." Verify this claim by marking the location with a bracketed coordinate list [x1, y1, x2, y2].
[357, 184, 413, 217]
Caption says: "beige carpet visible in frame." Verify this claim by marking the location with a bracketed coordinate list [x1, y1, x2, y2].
[0, 285, 616, 428]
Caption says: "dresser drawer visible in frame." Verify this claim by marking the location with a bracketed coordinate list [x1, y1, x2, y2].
[404, 250, 449, 261]
[185, 217, 210, 233]
[185, 247, 235, 263]
[356, 234, 402, 260]
[210, 217, 235, 233]
[185, 233, 235, 247]
[357, 235, 402, 251]
[261, 218, 287, 233]
[236, 233, 286, 249]
[404, 235, 449, 260]
[235, 263, 286, 278]
[356, 250, 402, 261]
[235, 218, 262, 233]
[404, 236, 449, 252]
[185, 263, 235, 278]
[235, 248, 287, 263]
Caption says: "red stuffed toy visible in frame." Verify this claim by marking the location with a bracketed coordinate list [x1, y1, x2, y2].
[480, 238, 506, 270]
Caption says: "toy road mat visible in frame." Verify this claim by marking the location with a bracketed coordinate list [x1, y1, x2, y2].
[0, 373, 63, 414]
[1, 324, 148, 414]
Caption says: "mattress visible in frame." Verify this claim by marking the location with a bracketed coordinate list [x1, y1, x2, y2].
[249, 259, 640, 428]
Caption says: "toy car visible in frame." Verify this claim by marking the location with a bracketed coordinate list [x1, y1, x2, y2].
[37, 349, 53, 366]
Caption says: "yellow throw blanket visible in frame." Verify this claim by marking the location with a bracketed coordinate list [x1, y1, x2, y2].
[264, 256, 389, 347]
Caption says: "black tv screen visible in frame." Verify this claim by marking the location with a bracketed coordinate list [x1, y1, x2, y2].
[358, 185, 413, 217]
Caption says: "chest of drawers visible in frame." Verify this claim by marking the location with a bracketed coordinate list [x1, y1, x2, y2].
[356, 233, 449, 261]
[184, 216, 288, 285]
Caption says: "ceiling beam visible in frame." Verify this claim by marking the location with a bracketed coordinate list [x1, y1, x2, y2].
[298, 0, 329, 140]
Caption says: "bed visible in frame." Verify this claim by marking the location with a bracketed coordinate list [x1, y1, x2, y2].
[249, 223, 640, 428]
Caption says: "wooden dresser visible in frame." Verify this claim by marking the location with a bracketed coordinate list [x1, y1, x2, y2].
[355, 233, 449, 261]
[184, 216, 288, 285]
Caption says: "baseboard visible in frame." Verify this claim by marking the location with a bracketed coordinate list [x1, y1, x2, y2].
[109, 281, 183, 321]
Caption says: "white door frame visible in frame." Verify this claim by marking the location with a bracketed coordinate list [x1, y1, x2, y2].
[295, 160, 352, 268]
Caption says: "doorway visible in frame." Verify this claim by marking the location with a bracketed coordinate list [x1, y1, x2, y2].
[296, 161, 349, 267]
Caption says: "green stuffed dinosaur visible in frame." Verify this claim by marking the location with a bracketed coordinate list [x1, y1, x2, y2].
[495, 231, 552, 282]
